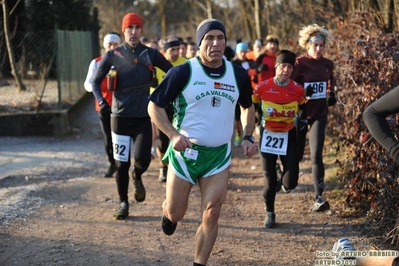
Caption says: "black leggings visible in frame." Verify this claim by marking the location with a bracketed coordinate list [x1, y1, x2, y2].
[111, 116, 152, 202]
[308, 116, 327, 198]
[98, 112, 115, 164]
[260, 127, 299, 212]
[363, 86, 399, 164]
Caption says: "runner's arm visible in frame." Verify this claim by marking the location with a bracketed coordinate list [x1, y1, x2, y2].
[363, 86, 399, 164]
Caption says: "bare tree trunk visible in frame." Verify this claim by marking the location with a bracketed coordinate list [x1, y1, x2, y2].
[254, 0, 261, 39]
[238, 0, 253, 41]
[1, 0, 26, 92]
[206, 0, 212, 19]
[394, 0, 399, 31]
[264, 0, 271, 38]
[386, 0, 394, 32]
[157, 0, 167, 37]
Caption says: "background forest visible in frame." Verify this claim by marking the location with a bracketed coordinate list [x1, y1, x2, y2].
[2, 0, 399, 250]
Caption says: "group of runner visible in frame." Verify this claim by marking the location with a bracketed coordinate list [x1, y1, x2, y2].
[84, 11, 399, 266]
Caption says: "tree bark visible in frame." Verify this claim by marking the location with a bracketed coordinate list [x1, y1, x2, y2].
[1, 0, 26, 91]
[157, 0, 167, 38]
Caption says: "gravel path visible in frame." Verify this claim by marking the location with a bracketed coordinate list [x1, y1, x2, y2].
[0, 95, 366, 266]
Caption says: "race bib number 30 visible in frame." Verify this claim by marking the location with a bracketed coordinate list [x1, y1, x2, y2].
[260, 130, 288, 155]
[305, 81, 327, 100]
[111, 132, 131, 162]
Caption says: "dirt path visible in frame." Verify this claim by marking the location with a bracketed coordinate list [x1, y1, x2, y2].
[0, 98, 365, 266]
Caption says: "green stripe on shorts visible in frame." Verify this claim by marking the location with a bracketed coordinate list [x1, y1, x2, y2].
[162, 142, 231, 184]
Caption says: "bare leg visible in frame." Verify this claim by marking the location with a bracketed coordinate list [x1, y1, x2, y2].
[194, 167, 230, 265]
[162, 167, 192, 222]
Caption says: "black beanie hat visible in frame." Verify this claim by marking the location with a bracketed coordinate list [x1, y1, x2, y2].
[275, 49, 296, 67]
[196, 19, 226, 47]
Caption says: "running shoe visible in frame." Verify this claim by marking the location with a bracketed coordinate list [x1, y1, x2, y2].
[281, 185, 291, 193]
[332, 238, 356, 259]
[113, 201, 129, 220]
[158, 167, 167, 183]
[312, 195, 330, 212]
[104, 163, 117, 178]
[264, 212, 276, 228]
[132, 173, 146, 202]
[161, 215, 177, 235]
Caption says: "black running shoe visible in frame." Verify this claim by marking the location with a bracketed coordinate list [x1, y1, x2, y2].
[161, 215, 177, 236]
[132, 173, 146, 202]
[312, 195, 330, 212]
[264, 212, 276, 228]
[113, 202, 129, 220]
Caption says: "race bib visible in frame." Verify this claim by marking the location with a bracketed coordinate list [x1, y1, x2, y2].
[260, 130, 289, 155]
[111, 132, 131, 162]
[184, 148, 198, 160]
[304, 81, 327, 100]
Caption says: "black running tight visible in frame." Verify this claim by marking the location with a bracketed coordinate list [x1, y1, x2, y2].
[260, 128, 299, 212]
[98, 112, 115, 164]
[111, 116, 152, 202]
[308, 115, 327, 198]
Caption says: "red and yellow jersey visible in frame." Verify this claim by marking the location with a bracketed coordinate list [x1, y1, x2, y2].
[253, 78, 305, 132]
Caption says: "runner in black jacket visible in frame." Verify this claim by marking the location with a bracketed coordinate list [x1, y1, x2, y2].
[92, 12, 172, 220]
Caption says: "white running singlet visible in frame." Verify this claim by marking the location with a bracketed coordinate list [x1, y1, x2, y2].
[173, 58, 240, 147]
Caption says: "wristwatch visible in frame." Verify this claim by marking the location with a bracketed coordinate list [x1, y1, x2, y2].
[243, 135, 255, 144]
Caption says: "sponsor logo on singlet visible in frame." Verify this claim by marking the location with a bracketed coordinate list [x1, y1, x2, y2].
[214, 82, 235, 92]
[193, 80, 206, 85]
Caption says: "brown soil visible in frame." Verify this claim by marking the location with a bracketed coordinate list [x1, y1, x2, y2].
[0, 96, 365, 266]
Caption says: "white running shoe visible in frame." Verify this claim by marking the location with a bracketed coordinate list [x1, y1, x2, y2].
[332, 238, 356, 259]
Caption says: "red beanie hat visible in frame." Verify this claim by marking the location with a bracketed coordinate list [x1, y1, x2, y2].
[121, 13, 143, 33]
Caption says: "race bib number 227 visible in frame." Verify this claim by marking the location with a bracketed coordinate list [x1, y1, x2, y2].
[260, 130, 288, 155]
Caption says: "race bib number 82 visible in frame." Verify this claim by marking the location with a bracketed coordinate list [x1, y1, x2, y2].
[111, 132, 131, 162]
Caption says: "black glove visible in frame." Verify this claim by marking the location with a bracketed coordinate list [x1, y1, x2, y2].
[99, 100, 112, 116]
[253, 76, 258, 84]
[299, 119, 308, 132]
[305, 85, 314, 97]
[257, 64, 268, 73]
[327, 91, 337, 106]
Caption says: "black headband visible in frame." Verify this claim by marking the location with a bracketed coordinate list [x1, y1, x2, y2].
[163, 40, 180, 52]
[266, 38, 279, 45]
[275, 50, 296, 66]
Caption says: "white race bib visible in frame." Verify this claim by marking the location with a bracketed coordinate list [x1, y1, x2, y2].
[304, 81, 327, 100]
[260, 130, 289, 155]
[111, 132, 131, 162]
[184, 148, 198, 160]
